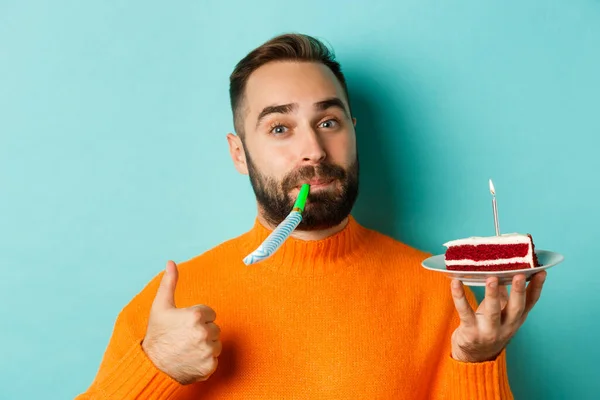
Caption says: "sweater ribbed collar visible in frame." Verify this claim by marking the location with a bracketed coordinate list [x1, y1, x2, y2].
[239, 215, 372, 276]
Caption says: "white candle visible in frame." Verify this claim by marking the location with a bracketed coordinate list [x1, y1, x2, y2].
[489, 179, 500, 236]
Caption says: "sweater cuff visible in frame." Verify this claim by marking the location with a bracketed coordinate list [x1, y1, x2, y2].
[97, 340, 181, 399]
[449, 349, 513, 400]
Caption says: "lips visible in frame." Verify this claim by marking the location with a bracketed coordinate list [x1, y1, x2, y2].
[283, 164, 346, 192]
[309, 179, 333, 186]
[296, 178, 334, 189]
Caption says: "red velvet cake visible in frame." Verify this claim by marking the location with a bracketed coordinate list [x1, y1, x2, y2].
[443, 233, 540, 271]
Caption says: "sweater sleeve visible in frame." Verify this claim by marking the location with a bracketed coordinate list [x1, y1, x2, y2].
[445, 348, 512, 400]
[74, 276, 182, 399]
[430, 286, 514, 400]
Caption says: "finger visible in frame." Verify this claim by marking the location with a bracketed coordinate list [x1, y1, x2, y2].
[499, 285, 509, 309]
[196, 358, 218, 382]
[190, 304, 217, 324]
[209, 357, 219, 375]
[212, 340, 223, 357]
[504, 274, 527, 325]
[152, 260, 179, 310]
[484, 277, 502, 329]
[524, 270, 547, 315]
[206, 322, 221, 341]
[450, 279, 476, 327]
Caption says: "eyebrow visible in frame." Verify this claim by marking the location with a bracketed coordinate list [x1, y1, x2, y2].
[314, 97, 349, 118]
[255, 97, 350, 129]
[255, 103, 297, 129]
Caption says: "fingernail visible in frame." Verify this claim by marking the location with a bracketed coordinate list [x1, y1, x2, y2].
[516, 278, 524, 287]
[489, 280, 498, 288]
[452, 280, 461, 289]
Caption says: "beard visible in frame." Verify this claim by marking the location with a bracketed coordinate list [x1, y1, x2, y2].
[244, 150, 359, 231]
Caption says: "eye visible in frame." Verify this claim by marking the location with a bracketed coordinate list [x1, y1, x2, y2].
[269, 124, 288, 135]
[319, 119, 339, 129]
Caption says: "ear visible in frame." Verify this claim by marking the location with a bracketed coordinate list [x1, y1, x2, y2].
[227, 133, 248, 175]
[352, 117, 357, 127]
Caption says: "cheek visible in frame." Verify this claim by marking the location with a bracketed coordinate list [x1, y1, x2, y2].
[250, 142, 296, 179]
[326, 134, 356, 165]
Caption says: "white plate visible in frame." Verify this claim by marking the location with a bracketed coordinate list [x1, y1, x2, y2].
[421, 250, 564, 286]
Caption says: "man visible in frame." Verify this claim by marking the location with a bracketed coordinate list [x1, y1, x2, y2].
[76, 33, 546, 399]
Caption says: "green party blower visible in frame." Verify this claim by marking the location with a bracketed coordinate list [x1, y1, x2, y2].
[243, 184, 310, 265]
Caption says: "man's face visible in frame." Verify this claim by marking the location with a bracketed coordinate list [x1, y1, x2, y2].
[229, 61, 359, 230]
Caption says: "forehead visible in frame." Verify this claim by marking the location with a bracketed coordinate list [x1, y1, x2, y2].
[243, 61, 348, 117]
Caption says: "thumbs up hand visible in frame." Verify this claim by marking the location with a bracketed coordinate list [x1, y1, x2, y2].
[142, 261, 221, 384]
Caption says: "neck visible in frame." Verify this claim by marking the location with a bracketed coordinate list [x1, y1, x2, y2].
[256, 209, 350, 241]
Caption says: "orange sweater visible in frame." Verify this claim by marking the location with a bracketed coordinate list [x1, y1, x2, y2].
[76, 216, 513, 399]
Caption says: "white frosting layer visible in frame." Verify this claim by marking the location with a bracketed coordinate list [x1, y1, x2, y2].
[445, 257, 535, 268]
[443, 233, 531, 247]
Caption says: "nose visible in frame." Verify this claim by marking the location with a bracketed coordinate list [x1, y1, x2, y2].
[298, 128, 326, 165]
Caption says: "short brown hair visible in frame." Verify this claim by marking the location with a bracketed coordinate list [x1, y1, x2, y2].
[229, 33, 351, 138]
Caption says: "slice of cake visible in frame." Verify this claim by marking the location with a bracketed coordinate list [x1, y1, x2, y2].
[443, 233, 540, 271]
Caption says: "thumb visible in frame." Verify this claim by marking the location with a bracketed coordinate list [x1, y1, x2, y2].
[153, 260, 179, 310]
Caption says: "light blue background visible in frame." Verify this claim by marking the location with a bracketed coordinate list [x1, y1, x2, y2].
[1, 1, 598, 399]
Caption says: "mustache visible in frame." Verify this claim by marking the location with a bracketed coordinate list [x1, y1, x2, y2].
[281, 163, 347, 192]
